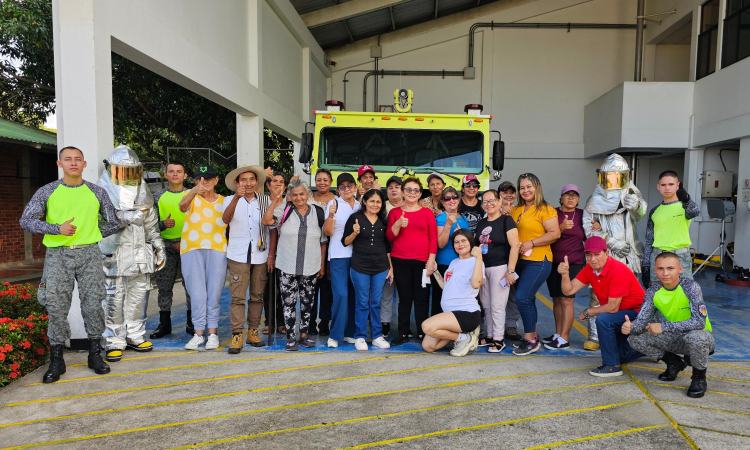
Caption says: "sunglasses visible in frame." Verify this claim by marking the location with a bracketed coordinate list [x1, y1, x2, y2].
[464, 183, 480, 189]
[404, 187, 422, 194]
[443, 195, 459, 202]
[516, 212, 524, 225]
[338, 183, 355, 190]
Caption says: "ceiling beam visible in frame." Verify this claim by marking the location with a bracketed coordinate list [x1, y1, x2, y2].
[434, 0, 439, 19]
[342, 19, 354, 43]
[301, 0, 409, 28]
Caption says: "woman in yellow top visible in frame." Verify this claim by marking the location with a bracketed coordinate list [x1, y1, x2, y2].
[509, 173, 561, 356]
[179, 165, 228, 351]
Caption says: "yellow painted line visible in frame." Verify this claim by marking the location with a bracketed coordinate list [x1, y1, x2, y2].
[1, 365, 600, 449]
[643, 380, 750, 399]
[522, 424, 668, 450]
[623, 366, 699, 450]
[68, 351, 197, 367]
[25, 352, 313, 385]
[215, 331, 243, 351]
[661, 400, 750, 417]
[709, 362, 750, 371]
[3, 353, 416, 408]
[0, 356, 538, 428]
[336, 400, 645, 450]
[535, 292, 588, 337]
[173, 381, 631, 450]
[681, 424, 750, 439]
[628, 364, 750, 383]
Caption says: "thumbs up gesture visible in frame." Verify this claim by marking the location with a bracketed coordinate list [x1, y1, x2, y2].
[557, 255, 570, 275]
[328, 200, 338, 216]
[163, 213, 176, 228]
[353, 219, 361, 235]
[290, 173, 301, 182]
[621, 315, 632, 335]
[60, 217, 77, 236]
[560, 214, 574, 231]
[397, 211, 409, 229]
[445, 213, 456, 228]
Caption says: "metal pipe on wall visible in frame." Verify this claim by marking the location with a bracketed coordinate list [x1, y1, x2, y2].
[634, 0, 645, 81]
[362, 70, 464, 111]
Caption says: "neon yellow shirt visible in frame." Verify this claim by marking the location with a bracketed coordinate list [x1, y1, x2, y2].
[44, 184, 102, 247]
[158, 190, 188, 240]
[652, 202, 692, 250]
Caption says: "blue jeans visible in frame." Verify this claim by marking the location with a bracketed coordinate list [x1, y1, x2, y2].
[330, 258, 356, 342]
[514, 258, 552, 335]
[350, 268, 388, 340]
[596, 310, 644, 366]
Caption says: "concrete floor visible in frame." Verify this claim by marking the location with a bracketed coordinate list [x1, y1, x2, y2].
[1, 350, 748, 449]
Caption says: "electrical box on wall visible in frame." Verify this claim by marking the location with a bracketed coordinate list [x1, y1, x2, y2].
[702, 171, 733, 198]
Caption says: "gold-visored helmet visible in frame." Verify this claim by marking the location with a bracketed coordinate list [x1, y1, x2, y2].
[105, 145, 143, 186]
[597, 153, 630, 190]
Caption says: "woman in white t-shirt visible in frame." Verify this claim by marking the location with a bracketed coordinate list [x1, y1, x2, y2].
[421, 229, 485, 357]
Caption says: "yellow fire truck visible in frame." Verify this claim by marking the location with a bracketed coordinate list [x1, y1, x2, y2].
[298, 89, 504, 191]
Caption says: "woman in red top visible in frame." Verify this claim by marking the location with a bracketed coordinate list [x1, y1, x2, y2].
[387, 177, 438, 345]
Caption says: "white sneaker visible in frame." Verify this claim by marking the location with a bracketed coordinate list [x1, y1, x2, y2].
[185, 334, 205, 350]
[372, 336, 391, 349]
[205, 333, 219, 350]
[343, 337, 356, 344]
[327, 338, 339, 348]
[354, 338, 368, 351]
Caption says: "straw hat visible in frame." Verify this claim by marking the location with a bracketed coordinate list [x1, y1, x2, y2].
[225, 165, 266, 192]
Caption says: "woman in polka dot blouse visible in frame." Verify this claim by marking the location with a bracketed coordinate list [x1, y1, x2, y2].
[178, 165, 229, 351]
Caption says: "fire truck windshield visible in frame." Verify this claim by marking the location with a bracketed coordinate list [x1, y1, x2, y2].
[318, 127, 484, 173]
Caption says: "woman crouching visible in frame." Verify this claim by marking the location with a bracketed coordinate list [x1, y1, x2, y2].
[421, 229, 484, 357]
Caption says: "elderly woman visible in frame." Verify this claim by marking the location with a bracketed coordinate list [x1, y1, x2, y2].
[432, 186, 469, 316]
[421, 229, 484, 357]
[475, 190, 520, 353]
[308, 168, 336, 336]
[343, 189, 393, 351]
[179, 165, 228, 351]
[262, 179, 327, 351]
[421, 172, 446, 216]
[387, 177, 437, 346]
[510, 173, 561, 356]
[542, 184, 586, 350]
[324, 173, 361, 348]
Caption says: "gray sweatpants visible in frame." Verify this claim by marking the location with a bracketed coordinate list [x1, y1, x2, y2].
[505, 285, 520, 329]
[154, 239, 191, 312]
[37, 244, 106, 346]
[181, 249, 227, 331]
[380, 278, 398, 323]
[628, 329, 715, 370]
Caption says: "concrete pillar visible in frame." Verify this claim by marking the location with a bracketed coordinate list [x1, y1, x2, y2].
[52, 0, 114, 349]
[734, 137, 750, 267]
[237, 114, 264, 166]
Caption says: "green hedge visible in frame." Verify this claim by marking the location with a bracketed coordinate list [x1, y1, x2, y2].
[0, 282, 49, 386]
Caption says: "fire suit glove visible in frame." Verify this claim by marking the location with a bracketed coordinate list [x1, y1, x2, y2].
[676, 182, 690, 203]
[605, 236, 631, 259]
[641, 268, 650, 288]
[118, 209, 145, 226]
[622, 193, 640, 212]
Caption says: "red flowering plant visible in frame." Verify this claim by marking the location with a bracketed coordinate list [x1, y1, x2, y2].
[0, 282, 49, 387]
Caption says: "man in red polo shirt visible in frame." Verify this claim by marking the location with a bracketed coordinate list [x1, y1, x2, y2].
[559, 236, 645, 377]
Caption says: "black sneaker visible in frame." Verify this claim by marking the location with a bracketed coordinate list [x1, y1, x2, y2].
[541, 335, 556, 345]
[589, 364, 623, 377]
[391, 335, 409, 346]
[298, 336, 316, 348]
[512, 339, 541, 356]
[381, 322, 391, 337]
[285, 339, 298, 351]
[488, 340, 506, 353]
[544, 338, 571, 350]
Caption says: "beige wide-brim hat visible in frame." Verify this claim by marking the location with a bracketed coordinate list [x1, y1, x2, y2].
[225, 165, 267, 192]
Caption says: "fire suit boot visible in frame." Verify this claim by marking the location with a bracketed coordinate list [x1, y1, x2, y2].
[186, 309, 195, 336]
[246, 328, 266, 347]
[88, 339, 111, 375]
[106, 348, 123, 362]
[658, 352, 687, 381]
[687, 368, 707, 398]
[43, 345, 66, 383]
[150, 311, 172, 339]
[126, 339, 153, 352]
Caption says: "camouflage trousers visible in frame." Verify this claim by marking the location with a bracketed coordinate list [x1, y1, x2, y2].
[153, 239, 191, 312]
[629, 330, 715, 370]
[37, 244, 106, 346]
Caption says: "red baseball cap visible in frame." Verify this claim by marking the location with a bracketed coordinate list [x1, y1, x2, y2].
[584, 236, 608, 253]
[358, 165, 375, 178]
[462, 174, 479, 185]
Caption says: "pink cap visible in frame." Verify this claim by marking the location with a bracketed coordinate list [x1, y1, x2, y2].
[561, 184, 580, 196]
[462, 174, 479, 185]
[358, 164, 375, 178]
[584, 236, 608, 253]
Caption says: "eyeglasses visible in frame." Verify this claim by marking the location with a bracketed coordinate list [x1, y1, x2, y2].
[338, 183, 355, 190]
[464, 183, 480, 189]
[482, 199, 498, 205]
[516, 213, 524, 225]
[562, 193, 579, 198]
[443, 195, 459, 202]
[404, 187, 421, 194]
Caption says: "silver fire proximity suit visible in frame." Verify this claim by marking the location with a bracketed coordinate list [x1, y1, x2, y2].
[97, 146, 165, 353]
[582, 153, 647, 344]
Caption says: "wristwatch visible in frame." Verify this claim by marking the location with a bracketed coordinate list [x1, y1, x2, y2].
[507, 270, 515, 274]
[582, 309, 590, 319]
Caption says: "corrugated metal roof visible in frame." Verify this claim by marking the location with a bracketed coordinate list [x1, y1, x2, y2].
[295, 0, 505, 50]
[0, 118, 57, 147]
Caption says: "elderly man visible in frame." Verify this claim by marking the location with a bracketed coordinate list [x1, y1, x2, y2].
[623, 252, 714, 398]
[559, 236, 644, 377]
